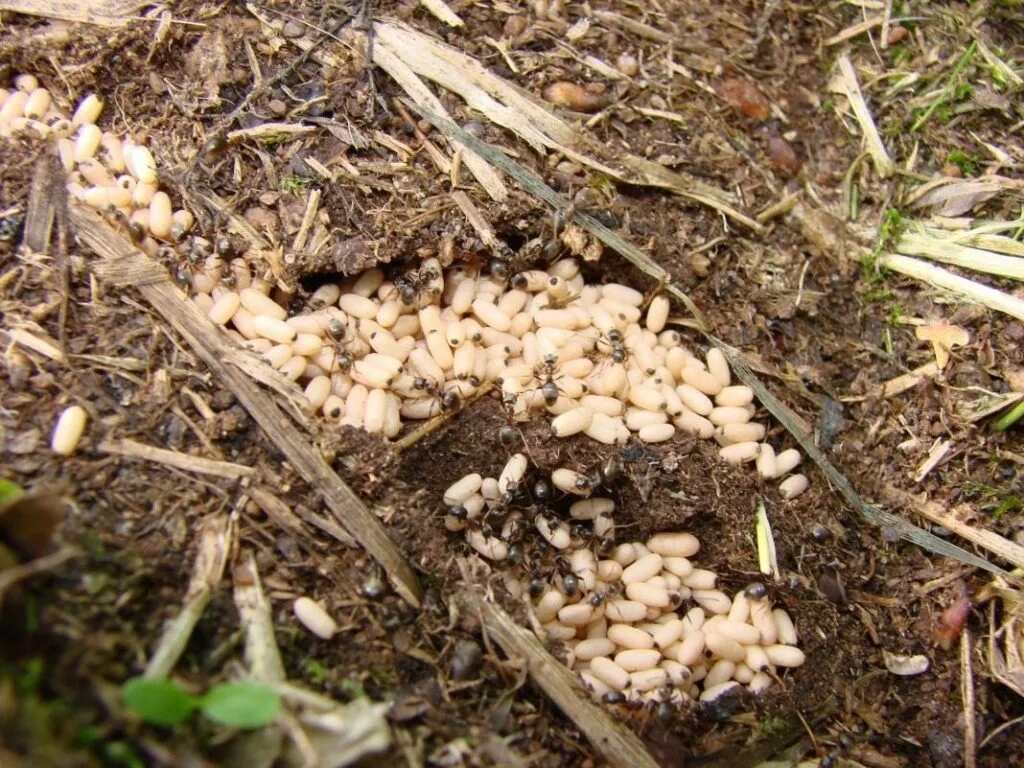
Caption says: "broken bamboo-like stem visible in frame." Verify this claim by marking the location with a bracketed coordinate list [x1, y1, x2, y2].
[145, 515, 234, 679]
[879, 253, 1024, 321]
[461, 587, 661, 768]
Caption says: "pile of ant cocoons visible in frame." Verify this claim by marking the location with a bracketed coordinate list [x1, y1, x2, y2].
[538, 545, 803, 705]
[0, 74, 194, 255]
[443, 456, 805, 703]
[192, 253, 809, 499]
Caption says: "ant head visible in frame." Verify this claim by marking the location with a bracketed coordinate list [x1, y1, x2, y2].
[441, 389, 461, 411]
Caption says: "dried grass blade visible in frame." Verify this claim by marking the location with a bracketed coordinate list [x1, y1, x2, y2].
[897, 232, 1024, 281]
[370, 40, 508, 202]
[835, 56, 895, 178]
[380, 21, 759, 230]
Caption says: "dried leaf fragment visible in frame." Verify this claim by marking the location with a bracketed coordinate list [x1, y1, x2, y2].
[717, 77, 771, 121]
[543, 82, 608, 113]
[915, 320, 970, 368]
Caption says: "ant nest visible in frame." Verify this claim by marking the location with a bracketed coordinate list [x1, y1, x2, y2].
[3, 73, 806, 500]
[445, 455, 805, 707]
[5, 73, 809, 707]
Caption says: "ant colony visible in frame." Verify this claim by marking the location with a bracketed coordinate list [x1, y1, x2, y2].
[1, 73, 807, 710]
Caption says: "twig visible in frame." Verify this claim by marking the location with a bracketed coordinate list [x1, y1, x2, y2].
[71, 205, 422, 606]
[291, 188, 321, 254]
[879, 253, 1024, 321]
[460, 587, 661, 768]
[394, 382, 494, 452]
[962, 626, 977, 768]
[98, 438, 256, 480]
[835, 56, 895, 178]
[824, 17, 883, 47]
[226, 122, 316, 142]
[145, 515, 234, 679]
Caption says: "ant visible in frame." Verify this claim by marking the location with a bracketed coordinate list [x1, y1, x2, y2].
[535, 356, 562, 406]
[393, 260, 442, 307]
[323, 318, 357, 374]
[595, 328, 629, 364]
[412, 376, 461, 413]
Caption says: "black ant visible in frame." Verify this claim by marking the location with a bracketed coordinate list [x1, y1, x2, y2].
[596, 328, 629, 364]
[393, 261, 441, 307]
[412, 376, 461, 412]
[323, 318, 356, 374]
[536, 357, 562, 406]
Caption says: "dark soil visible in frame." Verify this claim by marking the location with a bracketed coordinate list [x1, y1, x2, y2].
[1, 2, 1022, 767]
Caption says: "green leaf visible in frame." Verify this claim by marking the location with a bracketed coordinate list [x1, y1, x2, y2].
[0, 479, 25, 506]
[122, 677, 199, 726]
[199, 682, 280, 729]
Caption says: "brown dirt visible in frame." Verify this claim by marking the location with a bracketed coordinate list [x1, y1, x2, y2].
[1, 2, 1022, 767]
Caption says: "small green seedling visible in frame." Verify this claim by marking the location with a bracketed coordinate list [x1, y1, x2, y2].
[994, 399, 1024, 432]
[122, 677, 280, 729]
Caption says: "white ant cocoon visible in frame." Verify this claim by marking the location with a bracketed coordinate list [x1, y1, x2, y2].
[51, 405, 88, 455]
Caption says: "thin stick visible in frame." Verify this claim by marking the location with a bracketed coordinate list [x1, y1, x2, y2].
[460, 587, 661, 768]
[962, 626, 977, 768]
[879, 253, 1024, 321]
[836, 55, 895, 178]
[394, 382, 494, 452]
[145, 515, 234, 679]
[71, 205, 423, 607]
[291, 188, 321, 254]
[98, 438, 256, 480]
